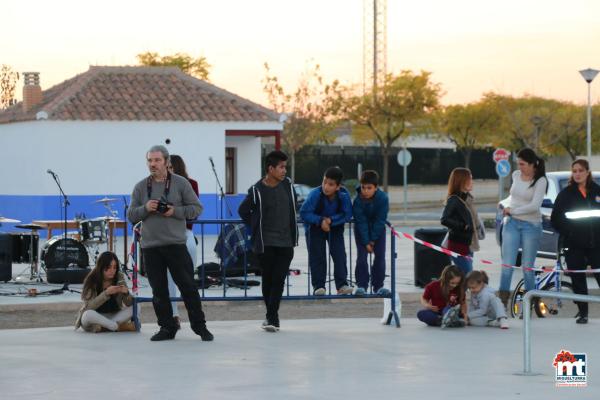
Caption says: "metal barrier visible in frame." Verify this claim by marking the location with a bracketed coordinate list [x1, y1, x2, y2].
[131, 219, 400, 329]
[521, 290, 600, 375]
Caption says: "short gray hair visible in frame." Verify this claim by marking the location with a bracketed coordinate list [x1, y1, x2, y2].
[147, 145, 170, 161]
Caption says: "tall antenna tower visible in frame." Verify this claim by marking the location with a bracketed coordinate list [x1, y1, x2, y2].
[363, 0, 387, 96]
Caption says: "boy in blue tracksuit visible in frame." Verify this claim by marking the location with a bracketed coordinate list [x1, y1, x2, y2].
[300, 166, 353, 295]
[353, 170, 390, 296]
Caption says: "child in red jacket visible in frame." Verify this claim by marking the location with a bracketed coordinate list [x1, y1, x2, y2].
[417, 265, 467, 328]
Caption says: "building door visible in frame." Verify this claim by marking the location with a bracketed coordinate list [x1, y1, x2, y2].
[225, 147, 236, 194]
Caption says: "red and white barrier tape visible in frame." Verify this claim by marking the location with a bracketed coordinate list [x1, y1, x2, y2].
[387, 224, 600, 274]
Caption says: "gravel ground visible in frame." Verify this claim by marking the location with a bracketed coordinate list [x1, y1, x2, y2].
[3, 291, 597, 330]
[0, 296, 423, 330]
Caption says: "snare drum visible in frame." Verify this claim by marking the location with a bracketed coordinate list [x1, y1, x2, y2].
[79, 218, 107, 243]
[10, 233, 39, 264]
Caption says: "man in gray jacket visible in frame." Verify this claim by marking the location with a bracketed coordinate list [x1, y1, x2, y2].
[128, 145, 213, 341]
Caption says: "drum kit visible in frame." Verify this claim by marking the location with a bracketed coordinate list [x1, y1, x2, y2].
[0, 197, 122, 283]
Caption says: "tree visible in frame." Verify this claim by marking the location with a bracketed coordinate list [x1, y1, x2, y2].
[484, 93, 562, 155]
[326, 70, 442, 192]
[437, 100, 501, 168]
[543, 102, 587, 160]
[136, 52, 211, 80]
[593, 104, 600, 155]
[262, 62, 334, 182]
[0, 65, 19, 109]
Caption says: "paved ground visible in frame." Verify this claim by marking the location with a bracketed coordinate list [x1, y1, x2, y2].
[1, 318, 598, 399]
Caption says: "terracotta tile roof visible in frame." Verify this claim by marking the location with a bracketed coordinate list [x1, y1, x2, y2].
[0, 66, 278, 124]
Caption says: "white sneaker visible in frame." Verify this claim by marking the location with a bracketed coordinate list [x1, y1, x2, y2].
[261, 320, 279, 332]
[314, 288, 326, 296]
[500, 318, 509, 329]
[337, 285, 353, 295]
[486, 319, 500, 327]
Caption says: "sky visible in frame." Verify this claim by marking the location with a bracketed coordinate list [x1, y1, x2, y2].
[2, 0, 600, 107]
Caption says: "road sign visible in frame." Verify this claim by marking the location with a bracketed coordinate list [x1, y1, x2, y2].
[493, 148, 511, 163]
[496, 159, 511, 178]
[397, 149, 412, 167]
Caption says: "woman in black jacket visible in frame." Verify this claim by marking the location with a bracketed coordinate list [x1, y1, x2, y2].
[551, 159, 600, 324]
[441, 168, 483, 275]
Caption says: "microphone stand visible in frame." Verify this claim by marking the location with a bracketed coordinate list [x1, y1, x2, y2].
[48, 171, 70, 290]
[209, 158, 233, 219]
[209, 158, 233, 290]
[122, 196, 131, 277]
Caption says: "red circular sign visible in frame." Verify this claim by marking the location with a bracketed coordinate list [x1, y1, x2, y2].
[493, 148, 510, 163]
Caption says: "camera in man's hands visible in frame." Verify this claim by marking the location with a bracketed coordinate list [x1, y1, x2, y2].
[156, 198, 172, 214]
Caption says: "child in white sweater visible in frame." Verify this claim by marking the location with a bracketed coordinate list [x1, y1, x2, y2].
[466, 270, 508, 329]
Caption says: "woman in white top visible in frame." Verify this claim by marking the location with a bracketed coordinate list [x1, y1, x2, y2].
[498, 148, 548, 307]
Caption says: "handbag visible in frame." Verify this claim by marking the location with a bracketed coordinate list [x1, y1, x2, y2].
[441, 230, 449, 248]
[477, 215, 486, 240]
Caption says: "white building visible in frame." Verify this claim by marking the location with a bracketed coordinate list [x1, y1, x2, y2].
[0, 66, 282, 233]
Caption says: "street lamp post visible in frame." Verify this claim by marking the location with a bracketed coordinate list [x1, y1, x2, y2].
[579, 68, 599, 163]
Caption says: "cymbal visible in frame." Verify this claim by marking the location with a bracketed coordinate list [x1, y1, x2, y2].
[0, 216, 21, 223]
[94, 197, 118, 204]
[15, 223, 45, 230]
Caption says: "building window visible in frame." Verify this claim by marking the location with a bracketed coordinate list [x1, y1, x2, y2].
[225, 147, 236, 194]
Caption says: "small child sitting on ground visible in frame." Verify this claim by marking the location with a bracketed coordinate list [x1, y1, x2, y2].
[417, 265, 467, 328]
[466, 270, 509, 329]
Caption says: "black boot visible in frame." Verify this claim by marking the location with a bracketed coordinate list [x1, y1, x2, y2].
[575, 303, 588, 324]
[150, 327, 177, 341]
[192, 324, 214, 341]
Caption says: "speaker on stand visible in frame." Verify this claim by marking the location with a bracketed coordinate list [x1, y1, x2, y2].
[0, 233, 13, 282]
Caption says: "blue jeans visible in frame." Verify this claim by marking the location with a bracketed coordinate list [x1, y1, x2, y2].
[452, 252, 473, 276]
[417, 305, 454, 326]
[499, 217, 542, 292]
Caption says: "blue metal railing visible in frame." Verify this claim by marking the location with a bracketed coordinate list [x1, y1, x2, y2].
[131, 219, 400, 328]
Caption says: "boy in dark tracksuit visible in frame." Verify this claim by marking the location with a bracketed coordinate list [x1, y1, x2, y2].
[238, 151, 298, 332]
[353, 170, 390, 296]
[300, 167, 353, 295]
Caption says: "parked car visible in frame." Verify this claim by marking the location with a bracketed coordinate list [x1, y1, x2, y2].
[293, 183, 313, 210]
[495, 171, 600, 260]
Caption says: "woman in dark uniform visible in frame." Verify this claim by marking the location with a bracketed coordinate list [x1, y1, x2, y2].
[551, 159, 600, 324]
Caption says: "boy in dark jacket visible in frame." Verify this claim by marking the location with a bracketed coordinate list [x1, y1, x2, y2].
[353, 170, 390, 296]
[238, 151, 298, 332]
[300, 166, 353, 295]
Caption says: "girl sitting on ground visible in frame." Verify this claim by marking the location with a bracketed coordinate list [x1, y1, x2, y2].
[417, 265, 467, 328]
[465, 270, 508, 329]
[75, 251, 135, 333]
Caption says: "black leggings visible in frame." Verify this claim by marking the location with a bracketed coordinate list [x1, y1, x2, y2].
[565, 246, 600, 316]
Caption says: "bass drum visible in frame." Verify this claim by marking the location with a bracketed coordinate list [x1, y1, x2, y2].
[41, 237, 89, 269]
